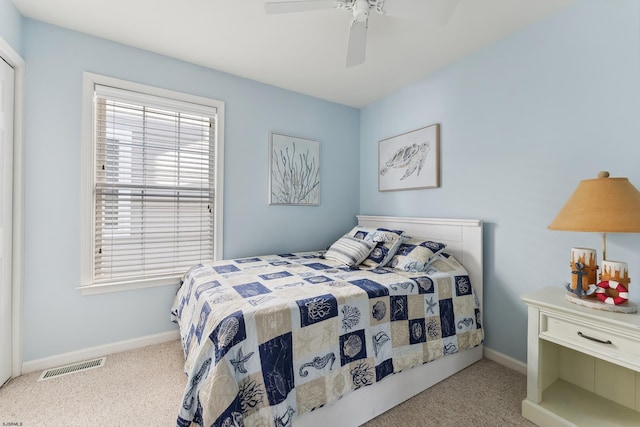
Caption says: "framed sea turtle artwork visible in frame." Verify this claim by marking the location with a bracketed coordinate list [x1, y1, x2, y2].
[269, 132, 320, 205]
[378, 123, 440, 191]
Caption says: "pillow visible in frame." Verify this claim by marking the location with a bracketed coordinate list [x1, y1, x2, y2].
[346, 226, 405, 267]
[386, 238, 446, 272]
[324, 236, 376, 267]
[426, 252, 464, 272]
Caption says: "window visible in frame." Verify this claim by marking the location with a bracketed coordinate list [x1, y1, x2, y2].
[81, 73, 224, 294]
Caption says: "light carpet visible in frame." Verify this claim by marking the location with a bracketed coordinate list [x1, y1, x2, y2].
[0, 340, 533, 426]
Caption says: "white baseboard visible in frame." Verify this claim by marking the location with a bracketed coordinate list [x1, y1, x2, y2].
[21, 330, 180, 374]
[20, 333, 525, 379]
[483, 346, 527, 375]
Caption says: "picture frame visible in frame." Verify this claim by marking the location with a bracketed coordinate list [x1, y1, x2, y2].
[378, 123, 440, 191]
[269, 132, 320, 206]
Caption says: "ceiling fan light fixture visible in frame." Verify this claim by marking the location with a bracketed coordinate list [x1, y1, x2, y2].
[352, 0, 371, 22]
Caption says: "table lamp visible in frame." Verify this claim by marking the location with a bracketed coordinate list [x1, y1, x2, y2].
[548, 171, 640, 312]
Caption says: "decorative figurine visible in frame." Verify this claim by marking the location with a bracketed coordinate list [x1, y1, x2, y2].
[568, 248, 598, 298]
[597, 260, 631, 305]
[567, 261, 597, 298]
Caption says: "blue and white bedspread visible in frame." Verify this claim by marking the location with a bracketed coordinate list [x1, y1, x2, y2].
[171, 252, 483, 427]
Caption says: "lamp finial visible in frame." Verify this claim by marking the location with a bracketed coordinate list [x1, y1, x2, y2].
[598, 171, 610, 179]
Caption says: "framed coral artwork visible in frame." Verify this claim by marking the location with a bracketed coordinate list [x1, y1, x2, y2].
[378, 123, 440, 191]
[269, 132, 320, 205]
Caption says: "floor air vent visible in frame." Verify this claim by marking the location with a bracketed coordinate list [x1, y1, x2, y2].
[37, 357, 106, 381]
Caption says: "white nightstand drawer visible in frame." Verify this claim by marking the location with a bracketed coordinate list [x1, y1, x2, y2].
[540, 313, 640, 372]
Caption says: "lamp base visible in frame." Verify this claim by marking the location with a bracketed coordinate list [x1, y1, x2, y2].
[565, 291, 637, 313]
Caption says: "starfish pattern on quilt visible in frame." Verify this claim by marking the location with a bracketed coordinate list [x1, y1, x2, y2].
[230, 347, 254, 374]
[426, 296, 437, 314]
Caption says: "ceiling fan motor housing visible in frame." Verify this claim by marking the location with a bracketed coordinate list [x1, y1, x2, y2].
[339, 0, 385, 22]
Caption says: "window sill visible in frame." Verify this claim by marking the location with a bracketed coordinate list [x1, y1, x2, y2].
[78, 276, 180, 295]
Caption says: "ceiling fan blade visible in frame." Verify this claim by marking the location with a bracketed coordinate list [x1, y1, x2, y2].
[264, 0, 337, 15]
[382, 0, 460, 25]
[346, 20, 367, 68]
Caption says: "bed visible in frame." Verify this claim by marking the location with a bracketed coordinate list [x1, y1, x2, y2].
[171, 215, 484, 427]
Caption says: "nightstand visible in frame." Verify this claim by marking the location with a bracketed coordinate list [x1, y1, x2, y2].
[521, 287, 640, 426]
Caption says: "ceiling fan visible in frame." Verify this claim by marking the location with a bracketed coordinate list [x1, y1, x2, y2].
[264, 0, 460, 67]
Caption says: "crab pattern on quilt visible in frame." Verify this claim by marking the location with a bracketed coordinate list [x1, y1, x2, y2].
[171, 252, 483, 427]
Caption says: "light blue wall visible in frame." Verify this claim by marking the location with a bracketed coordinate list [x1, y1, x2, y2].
[21, 20, 359, 361]
[360, 0, 640, 362]
[0, 0, 23, 53]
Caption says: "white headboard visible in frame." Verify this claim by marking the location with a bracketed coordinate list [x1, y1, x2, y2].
[357, 215, 484, 311]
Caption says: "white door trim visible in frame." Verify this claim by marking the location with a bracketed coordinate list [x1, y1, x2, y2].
[0, 37, 24, 379]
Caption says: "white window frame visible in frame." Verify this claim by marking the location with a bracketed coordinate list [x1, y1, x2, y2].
[80, 72, 224, 295]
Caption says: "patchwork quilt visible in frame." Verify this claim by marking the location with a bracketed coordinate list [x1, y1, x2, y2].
[171, 252, 483, 427]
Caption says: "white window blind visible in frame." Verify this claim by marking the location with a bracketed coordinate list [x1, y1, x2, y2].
[93, 84, 216, 285]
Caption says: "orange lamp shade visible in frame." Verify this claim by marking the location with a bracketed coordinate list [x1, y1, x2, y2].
[548, 171, 640, 233]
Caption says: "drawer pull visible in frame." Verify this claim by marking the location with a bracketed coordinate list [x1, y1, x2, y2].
[578, 331, 612, 345]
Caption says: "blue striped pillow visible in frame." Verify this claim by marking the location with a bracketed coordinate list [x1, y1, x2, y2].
[324, 236, 376, 267]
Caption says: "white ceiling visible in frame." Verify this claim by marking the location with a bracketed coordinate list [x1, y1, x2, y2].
[11, 0, 576, 108]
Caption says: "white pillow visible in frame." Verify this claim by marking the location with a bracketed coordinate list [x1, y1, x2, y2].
[324, 236, 376, 267]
